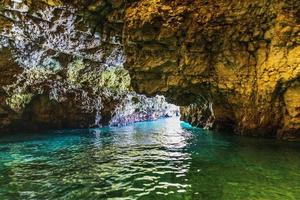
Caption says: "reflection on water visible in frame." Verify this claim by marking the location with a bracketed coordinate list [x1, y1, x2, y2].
[0, 117, 300, 200]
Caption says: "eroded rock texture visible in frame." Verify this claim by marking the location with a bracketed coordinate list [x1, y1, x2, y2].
[0, 0, 299, 140]
[0, 0, 178, 132]
[124, 0, 300, 140]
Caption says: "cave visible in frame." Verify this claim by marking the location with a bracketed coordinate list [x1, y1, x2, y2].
[0, 0, 299, 199]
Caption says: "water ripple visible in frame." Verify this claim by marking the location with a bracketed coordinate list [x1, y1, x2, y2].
[0, 118, 300, 199]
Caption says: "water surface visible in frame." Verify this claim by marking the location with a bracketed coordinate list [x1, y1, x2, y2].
[0, 118, 299, 200]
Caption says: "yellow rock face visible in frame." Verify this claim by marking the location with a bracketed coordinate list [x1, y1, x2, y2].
[123, 0, 300, 140]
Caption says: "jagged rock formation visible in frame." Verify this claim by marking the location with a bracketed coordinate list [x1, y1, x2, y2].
[0, 0, 178, 132]
[123, 0, 300, 140]
[0, 0, 299, 140]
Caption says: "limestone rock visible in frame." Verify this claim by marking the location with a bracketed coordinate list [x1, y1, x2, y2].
[0, 0, 178, 133]
[1, 0, 299, 140]
[123, 0, 300, 140]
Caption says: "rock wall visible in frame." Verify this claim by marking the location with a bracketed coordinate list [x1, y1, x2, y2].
[0, 48, 22, 130]
[0, 0, 298, 140]
[0, 0, 179, 133]
[123, 0, 300, 140]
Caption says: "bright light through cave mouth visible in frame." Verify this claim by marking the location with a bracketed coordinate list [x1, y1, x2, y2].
[0, 1, 300, 200]
[0, 1, 181, 131]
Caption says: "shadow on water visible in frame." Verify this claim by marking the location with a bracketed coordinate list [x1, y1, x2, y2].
[0, 117, 299, 200]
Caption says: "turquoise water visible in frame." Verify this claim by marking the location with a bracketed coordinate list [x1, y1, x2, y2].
[0, 118, 300, 200]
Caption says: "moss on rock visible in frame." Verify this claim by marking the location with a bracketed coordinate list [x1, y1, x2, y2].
[6, 93, 33, 112]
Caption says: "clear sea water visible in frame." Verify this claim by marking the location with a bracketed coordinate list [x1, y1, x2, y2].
[0, 117, 299, 200]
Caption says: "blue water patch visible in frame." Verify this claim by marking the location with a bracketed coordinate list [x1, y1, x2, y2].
[180, 121, 194, 129]
[0, 117, 300, 200]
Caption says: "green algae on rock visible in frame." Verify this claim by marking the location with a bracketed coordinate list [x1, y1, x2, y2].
[0, 0, 179, 132]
